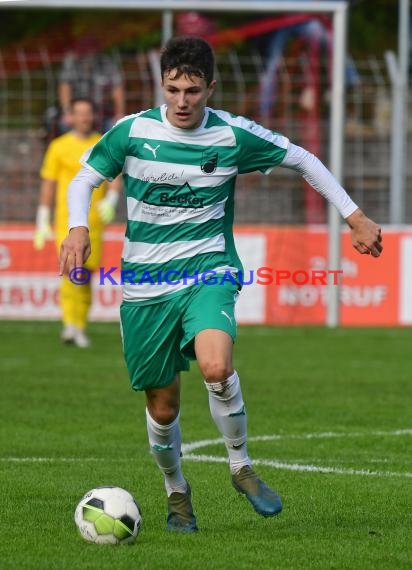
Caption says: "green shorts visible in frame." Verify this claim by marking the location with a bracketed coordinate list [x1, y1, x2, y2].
[120, 280, 239, 391]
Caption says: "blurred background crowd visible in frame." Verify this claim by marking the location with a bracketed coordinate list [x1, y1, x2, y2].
[0, 0, 409, 227]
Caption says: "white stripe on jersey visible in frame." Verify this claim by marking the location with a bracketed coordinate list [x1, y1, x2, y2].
[129, 112, 237, 147]
[122, 262, 236, 301]
[123, 156, 237, 187]
[211, 109, 290, 149]
[126, 196, 227, 225]
[122, 233, 226, 264]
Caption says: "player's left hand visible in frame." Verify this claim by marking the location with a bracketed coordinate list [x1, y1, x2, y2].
[97, 189, 119, 224]
[345, 208, 383, 257]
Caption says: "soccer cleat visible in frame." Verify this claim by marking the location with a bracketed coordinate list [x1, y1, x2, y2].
[166, 482, 198, 533]
[61, 325, 76, 344]
[232, 465, 282, 517]
[73, 329, 91, 349]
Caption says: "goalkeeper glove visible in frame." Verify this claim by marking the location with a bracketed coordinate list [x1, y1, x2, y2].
[34, 205, 53, 250]
[97, 189, 119, 224]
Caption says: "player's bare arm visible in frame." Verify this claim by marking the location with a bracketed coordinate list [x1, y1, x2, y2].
[59, 226, 91, 275]
[345, 208, 383, 257]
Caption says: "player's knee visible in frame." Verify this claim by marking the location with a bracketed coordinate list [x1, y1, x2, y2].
[147, 402, 179, 426]
[201, 361, 233, 383]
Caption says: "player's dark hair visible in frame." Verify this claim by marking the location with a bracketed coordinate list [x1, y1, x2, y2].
[160, 36, 215, 85]
[69, 97, 96, 112]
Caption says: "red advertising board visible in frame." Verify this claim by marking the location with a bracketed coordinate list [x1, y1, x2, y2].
[0, 224, 411, 325]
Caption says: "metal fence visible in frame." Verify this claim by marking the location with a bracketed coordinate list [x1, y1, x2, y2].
[0, 47, 410, 225]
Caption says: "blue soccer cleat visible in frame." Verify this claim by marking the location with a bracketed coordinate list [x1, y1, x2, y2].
[232, 465, 283, 517]
[166, 481, 198, 533]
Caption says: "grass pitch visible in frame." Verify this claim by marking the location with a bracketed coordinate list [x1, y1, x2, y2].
[0, 322, 411, 569]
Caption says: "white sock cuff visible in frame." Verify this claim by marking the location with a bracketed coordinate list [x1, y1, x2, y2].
[204, 370, 239, 396]
[145, 408, 180, 433]
[222, 433, 247, 448]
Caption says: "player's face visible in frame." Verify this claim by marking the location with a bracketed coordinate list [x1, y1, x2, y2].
[162, 71, 216, 129]
[71, 102, 95, 136]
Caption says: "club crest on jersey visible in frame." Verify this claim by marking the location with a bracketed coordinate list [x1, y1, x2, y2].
[201, 150, 218, 175]
[143, 182, 204, 208]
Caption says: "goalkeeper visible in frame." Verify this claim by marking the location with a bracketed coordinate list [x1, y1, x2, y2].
[34, 97, 120, 347]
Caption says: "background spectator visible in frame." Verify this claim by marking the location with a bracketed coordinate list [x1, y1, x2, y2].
[58, 34, 125, 134]
[256, 1, 361, 121]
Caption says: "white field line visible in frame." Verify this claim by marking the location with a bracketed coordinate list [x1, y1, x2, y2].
[183, 454, 412, 479]
[180, 428, 412, 479]
[0, 457, 105, 463]
[2, 429, 412, 478]
[181, 429, 412, 454]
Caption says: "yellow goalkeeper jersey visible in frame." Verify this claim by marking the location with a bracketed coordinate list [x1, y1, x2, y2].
[40, 131, 106, 234]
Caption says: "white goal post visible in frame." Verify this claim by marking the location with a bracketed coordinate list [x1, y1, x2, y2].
[1, 0, 348, 327]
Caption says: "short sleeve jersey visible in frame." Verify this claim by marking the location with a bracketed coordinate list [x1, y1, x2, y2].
[82, 105, 289, 303]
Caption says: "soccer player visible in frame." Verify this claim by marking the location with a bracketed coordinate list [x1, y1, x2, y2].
[34, 98, 120, 348]
[59, 37, 382, 530]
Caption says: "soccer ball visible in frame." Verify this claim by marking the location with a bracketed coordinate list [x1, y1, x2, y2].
[74, 486, 142, 545]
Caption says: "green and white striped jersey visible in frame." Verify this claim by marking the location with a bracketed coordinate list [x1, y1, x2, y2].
[82, 104, 289, 303]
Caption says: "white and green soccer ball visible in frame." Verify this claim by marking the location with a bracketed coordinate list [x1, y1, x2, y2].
[74, 486, 142, 545]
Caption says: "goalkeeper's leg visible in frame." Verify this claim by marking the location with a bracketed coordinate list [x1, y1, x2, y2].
[59, 277, 92, 347]
[72, 281, 92, 348]
[60, 276, 76, 342]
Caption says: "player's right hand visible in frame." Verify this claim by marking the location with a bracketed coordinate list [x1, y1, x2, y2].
[33, 224, 53, 250]
[59, 226, 91, 276]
